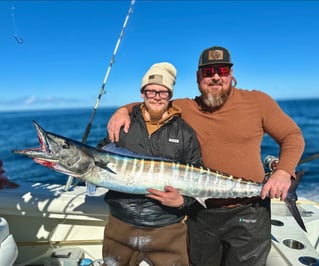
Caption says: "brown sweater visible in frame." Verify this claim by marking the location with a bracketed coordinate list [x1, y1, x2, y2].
[125, 88, 304, 183]
[173, 88, 305, 182]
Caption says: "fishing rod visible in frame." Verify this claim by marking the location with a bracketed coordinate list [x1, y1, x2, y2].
[64, 0, 136, 191]
[264, 152, 319, 174]
[298, 153, 319, 165]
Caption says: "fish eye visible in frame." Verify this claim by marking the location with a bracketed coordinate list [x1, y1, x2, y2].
[62, 142, 70, 149]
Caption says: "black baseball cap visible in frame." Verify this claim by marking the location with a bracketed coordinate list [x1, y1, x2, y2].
[198, 46, 233, 68]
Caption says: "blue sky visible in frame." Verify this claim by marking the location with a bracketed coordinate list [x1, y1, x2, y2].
[1, 1, 318, 111]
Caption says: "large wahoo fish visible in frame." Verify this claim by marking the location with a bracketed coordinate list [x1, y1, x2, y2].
[12, 121, 306, 232]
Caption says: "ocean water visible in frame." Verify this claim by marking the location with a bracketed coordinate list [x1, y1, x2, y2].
[1, 99, 318, 201]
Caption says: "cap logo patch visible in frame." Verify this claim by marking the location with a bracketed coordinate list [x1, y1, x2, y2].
[208, 49, 224, 60]
[148, 74, 163, 84]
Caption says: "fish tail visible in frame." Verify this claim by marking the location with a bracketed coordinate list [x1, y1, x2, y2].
[284, 170, 307, 232]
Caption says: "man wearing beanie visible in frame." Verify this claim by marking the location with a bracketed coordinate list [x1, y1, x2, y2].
[98, 62, 202, 265]
[107, 46, 304, 265]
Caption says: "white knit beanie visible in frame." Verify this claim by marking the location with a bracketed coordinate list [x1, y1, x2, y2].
[141, 62, 177, 92]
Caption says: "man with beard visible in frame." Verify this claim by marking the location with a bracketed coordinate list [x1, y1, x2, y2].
[97, 62, 202, 266]
[105, 46, 305, 265]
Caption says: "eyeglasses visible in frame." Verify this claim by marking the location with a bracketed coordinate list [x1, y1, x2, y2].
[201, 66, 231, 77]
[143, 89, 171, 99]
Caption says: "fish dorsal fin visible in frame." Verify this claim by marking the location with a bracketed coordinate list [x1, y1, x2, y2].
[102, 143, 172, 162]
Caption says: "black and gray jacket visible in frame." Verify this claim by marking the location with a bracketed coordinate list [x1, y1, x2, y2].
[97, 104, 202, 227]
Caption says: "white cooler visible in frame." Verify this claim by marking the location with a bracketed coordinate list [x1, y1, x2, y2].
[0, 217, 18, 266]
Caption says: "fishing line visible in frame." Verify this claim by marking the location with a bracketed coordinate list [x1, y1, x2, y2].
[64, 0, 136, 191]
[11, 0, 23, 44]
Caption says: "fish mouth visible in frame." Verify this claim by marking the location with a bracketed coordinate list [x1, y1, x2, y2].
[12, 120, 59, 165]
[12, 121, 95, 176]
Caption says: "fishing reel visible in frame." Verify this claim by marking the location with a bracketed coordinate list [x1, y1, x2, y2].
[263, 155, 279, 182]
[264, 155, 279, 172]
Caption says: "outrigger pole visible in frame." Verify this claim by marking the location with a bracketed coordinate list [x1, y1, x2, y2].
[65, 0, 136, 191]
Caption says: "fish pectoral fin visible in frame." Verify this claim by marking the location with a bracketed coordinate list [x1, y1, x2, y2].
[86, 182, 97, 196]
[94, 161, 117, 175]
[196, 198, 208, 208]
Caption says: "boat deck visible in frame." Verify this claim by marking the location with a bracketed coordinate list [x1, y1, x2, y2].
[0, 183, 318, 265]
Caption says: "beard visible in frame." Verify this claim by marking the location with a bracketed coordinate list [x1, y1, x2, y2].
[203, 92, 226, 107]
[148, 109, 164, 122]
[201, 86, 231, 109]
[144, 102, 167, 123]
